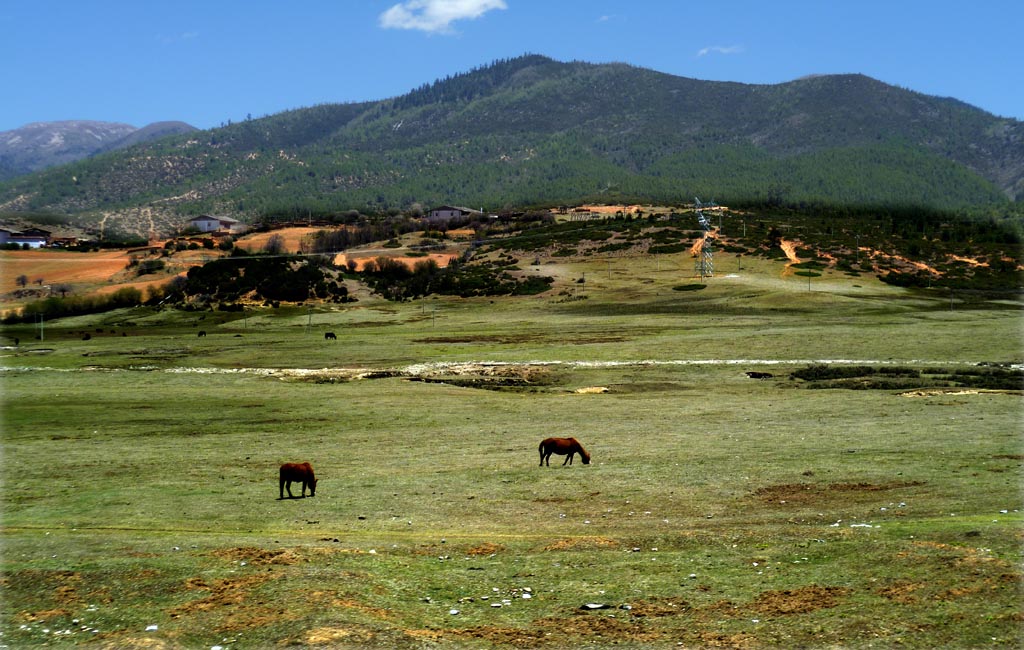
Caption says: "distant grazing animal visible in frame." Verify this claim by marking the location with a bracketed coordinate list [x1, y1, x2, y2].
[539, 437, 591, 466]
[745, 371, 774, 379]
[279, 462, 318, 499]
[324, 332, 337, 340]
[197, 330, 206, 337]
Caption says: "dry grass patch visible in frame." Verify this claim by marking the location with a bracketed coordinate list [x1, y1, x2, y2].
[541, 536, 620, 551]
[98, 637, 182, 650]
[877, 580, 926, 604]
[628, 597, 690, 617]
[466, 541, 506, 556]
[206, 546, 300, 565]
[753, 481, 926, 505]
[169, 574, 272, 616]
[304, 625, 376, 645]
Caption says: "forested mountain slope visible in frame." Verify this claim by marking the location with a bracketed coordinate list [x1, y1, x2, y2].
[1, 55, 1019, 238]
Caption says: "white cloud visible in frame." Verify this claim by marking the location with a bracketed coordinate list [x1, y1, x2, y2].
[696, 45, 744, 57]
[379, 0, 507, 34]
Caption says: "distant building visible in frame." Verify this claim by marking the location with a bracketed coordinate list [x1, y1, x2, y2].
[0, 227, 50, 248]
[427, 206, 483, 221]
[187, 215, 246, 234]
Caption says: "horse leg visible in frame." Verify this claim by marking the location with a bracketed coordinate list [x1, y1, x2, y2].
[285, 480, 295, 498]
[280, 477, 285, 499]
[563, 453, 572, 465]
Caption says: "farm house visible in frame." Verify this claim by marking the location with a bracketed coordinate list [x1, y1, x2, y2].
[187, 215, 246, 234]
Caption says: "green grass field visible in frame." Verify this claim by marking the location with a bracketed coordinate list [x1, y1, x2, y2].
[2, 250, 1022, 648]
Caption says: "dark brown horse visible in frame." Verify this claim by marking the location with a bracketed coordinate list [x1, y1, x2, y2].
[279, 462, 318, 498]
[539, 437, 591, 466]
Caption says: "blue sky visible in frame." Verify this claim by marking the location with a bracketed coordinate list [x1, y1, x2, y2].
[2, 0, 1021, 132]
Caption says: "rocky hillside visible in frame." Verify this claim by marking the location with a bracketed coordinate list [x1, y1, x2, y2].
[0, 120, 197, 181]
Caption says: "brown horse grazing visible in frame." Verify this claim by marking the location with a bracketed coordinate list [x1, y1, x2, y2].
[279, 462, 318, 498]
[539, 437, 591, 466]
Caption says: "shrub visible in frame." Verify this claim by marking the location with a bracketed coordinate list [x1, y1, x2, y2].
[136, 259, 166, 276]
[3, 287, 143, 324]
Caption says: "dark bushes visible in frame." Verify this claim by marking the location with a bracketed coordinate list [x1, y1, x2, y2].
[791, 364, 1023, 390]
[3, 287, 143, 324]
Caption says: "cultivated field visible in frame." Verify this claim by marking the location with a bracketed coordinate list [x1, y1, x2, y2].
[1, 250, 1022, 648]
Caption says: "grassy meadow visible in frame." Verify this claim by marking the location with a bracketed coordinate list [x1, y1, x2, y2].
[2, 249, 1022, 648]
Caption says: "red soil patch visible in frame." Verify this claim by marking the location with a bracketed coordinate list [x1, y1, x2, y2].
[329, 597, 393, 619]
[753, 481, 925, 504]
[0, 247, 219, 313]
[877, 580, 925, 603]
[334, 252, 457, 271]
[306, 626, 376, 645]
[579, 204, 643, 214]
[91, 273, 186, 298]
[169, 574, 271, 616]
[235, 227, 322, 253]
[466, 542, 506, 556]
[0, 249, 131, 293]
[206, 546, 300, 565]
[629, 597, 690, 617]
[751, 585, 851, 615]
[17, 608, 73, 622]
[541, 537, 620, 551]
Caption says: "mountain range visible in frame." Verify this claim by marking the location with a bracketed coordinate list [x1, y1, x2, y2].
[0, 55, 1020, 239]
[0, 120, 197, 181]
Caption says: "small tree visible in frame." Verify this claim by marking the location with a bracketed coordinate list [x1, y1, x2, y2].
[16, 275, 28, 288]
[263, 234, 286, 255]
